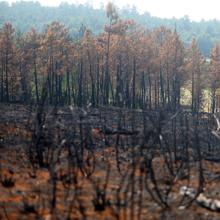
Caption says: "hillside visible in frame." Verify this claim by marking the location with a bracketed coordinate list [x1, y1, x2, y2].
[2, 2, 220, 219]
[1, 1, 220, 55]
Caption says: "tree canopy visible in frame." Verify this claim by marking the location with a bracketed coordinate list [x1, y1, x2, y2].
[1, 1, 220, 56]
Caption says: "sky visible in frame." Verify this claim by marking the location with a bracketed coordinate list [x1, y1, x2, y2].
[5, 0, 220, 21]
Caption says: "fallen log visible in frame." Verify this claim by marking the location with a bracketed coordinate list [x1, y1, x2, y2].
[180, 186, 220, 211]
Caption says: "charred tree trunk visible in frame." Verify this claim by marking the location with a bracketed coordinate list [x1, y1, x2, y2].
[132, 58, 136, 109]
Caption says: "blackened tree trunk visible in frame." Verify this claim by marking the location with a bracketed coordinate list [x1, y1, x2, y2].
[34, 59, 39, 104]
[132, 58, 136, 109]
[96, 57, 100, 106]
[5, 53, 9, 102]
[66, 68, 71, 105]
[77, 60, 83, 107]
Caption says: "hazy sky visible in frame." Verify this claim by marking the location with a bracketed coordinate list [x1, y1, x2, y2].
[6, 0, 220, 21]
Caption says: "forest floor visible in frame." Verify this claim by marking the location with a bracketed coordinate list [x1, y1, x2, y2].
[1, 104, 220, 220]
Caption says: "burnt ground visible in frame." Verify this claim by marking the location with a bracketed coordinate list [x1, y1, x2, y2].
[1, 104, 220, 219]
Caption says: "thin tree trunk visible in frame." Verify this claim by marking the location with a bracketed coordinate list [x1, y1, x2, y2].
[132, 58, 136, 109]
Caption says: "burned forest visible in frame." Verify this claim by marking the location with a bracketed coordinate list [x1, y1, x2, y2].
[2, 2, 220, 220]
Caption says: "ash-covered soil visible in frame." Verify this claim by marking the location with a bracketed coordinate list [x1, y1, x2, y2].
[1, 104, 220, 220]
